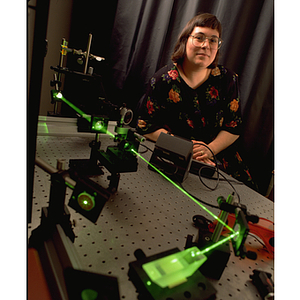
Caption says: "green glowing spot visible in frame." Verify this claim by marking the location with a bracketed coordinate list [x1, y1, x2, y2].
[77, 192, 95, 211]
[131, 149, 235, 233]
[91, 116, 109, 134]
[81, 289, 98, 300]
[93, 120, 104, 131]
[146, 281, 152, 286]
[56, 92, 63, 99]
[65, 181, 75, 190]
[123, 142, 136, 153]
[142, 246, 207, 288]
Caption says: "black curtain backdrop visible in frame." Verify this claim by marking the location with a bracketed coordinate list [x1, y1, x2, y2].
[68, 0, 274, 195]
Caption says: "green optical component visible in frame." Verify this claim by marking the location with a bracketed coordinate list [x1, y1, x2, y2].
[81, 289, 98, 300]
[142, 232, 238, 288]
[142, 246, 207, 288]
[77, 192, 95, 211]
[92, 120, 105, 132]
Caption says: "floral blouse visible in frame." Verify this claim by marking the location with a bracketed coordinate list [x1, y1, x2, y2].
[137, 63, 242, 144]
[136, 63, 258, 190]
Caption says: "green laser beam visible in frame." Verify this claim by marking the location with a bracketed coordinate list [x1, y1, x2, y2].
[131, 149, 235, 233]
[104, 128, 115, 138]
[40, 122, 49, 134]
[200, 231, 238, 254]
[53, 91, 115, 138]
[54, 91, 91, 123]
[60, 95, 91, 123]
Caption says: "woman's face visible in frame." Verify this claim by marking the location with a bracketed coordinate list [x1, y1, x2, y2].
[185, 26, 220, 69]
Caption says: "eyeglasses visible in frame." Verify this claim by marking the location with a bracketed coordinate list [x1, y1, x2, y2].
[190, 33, 223, 50]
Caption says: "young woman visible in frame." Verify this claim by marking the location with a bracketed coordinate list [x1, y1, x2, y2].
[137, 13, 257, 189]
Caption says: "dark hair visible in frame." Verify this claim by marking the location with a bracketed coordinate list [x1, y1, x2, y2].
[171, 13, 222, 69]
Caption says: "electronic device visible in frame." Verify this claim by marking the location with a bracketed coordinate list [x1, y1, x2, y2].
[250, 270, 274, 300]
[189, 159, 216, 178]
[149, 133, 193, 182]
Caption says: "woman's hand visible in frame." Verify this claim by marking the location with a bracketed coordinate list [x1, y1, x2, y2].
[192, 131, 239, 166]
[192, 140, 216, 166]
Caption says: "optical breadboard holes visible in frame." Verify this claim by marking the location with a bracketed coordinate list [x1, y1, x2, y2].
[31, 136, 274, 300]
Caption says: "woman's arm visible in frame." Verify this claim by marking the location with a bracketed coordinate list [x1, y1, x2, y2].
[208, 130, 239, 155]
[193, 130, 239, 164]
[143, 128, 169, 142]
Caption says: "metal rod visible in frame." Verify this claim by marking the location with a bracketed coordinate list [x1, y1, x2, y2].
[53, 73, 59, 114]
[35, 157, 76, 189]
[58, 38, 66, 74]
[54, 38, 67, 116]
[211, 194, 234, 242]
[83, 33, 92, 74]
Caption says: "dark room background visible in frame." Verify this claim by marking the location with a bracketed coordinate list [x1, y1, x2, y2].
[31, 0, 274, 196]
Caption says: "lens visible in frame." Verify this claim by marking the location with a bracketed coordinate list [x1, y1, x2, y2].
[93, 120, 104, 132]
[81, 289, 98, 300]
[192, 34, 221, 49]
[77, 192, 95, 211]
[192, 33, 206, 47]
[123, 110, 133, 125]
[56, 92, 63, 99]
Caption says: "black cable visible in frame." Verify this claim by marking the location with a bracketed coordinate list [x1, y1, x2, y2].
[195, 171, 245, 184]
[193, 142, 220, 191]
[198, 164, 219, 191]
[137, 147, 148, 154]
[138, 143, 153, 153]
[193, 142, 241, 203]
[218, 171, 241, 203]
[248, 233, 267, 249]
